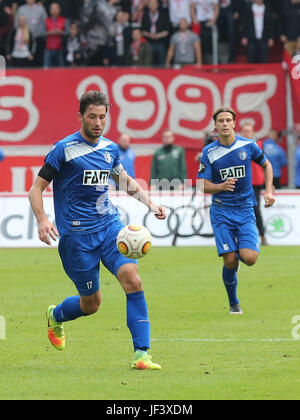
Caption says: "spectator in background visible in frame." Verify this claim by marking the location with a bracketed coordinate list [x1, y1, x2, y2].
[194, 131, 218, 163]
[125, 26, 152, 66]
[42, 0, 83, 22]
[241, 122, 267, 246]
[294, 135, 300, 189]
[150, 129, 187, 190]
[160, 0, 168, 11]
[141, 0, 170, 66]
[191, 0, 219, 64]
[168, 0, 192, 34]
[109, 133, 136, 190]
[80, 0, 116, 66]
[6, 14, 35, 66]
[240, 0, 274, 63]
[44, 2, 66, 68]
[107, 0, 129, 13]
[117, 133, 136, 179]
[279, 0, 300, 57]
[0, 0, 14, 57]
[263, 129, 287, 189]
[294, 36, 300, 57]
[0, 147, 5, 163]
[65, 20, 82, 66]
[165, 17, 202, 67]
[217, 0, 240, 63]
[130, 0, 147, 24]
[111, 9, 131, 66]
[11, 1, 22, 16]
[15, 0, 47, 67]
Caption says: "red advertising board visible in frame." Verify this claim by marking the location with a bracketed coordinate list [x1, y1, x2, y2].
[284, 51, 300, 129]
[0, 64, 287, 192]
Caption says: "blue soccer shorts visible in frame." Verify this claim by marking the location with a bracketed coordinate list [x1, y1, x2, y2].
[58, 217, 137, 296]
[210, 205, 260, 256]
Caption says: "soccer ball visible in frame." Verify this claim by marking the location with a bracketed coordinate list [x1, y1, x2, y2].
[117, 224, 152, 259]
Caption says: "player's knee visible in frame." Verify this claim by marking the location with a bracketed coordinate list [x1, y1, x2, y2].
[243, 256, 257, 267]
[239, 250, 259, 267]
[224, 260, 238, 270]
[117, 264, 143, 293]
[125, 273, 143, 293]
[223, 253, 239, 270]
[132, 274, 143, 291]
[85, 303, 100, 315]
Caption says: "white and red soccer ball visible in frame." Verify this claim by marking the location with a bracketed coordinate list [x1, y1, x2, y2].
[117, 225, 152, 259]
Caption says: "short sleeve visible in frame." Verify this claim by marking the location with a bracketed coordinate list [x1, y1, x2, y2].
[111, 144, 124, 175]
[45, 142, 65, 173]
[0, 149, 5, 162]
[197, 149, 212, 180]
[251, 142, 266, 166]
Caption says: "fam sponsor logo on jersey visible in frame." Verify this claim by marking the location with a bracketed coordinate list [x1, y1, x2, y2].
[83, 170, 110, 186]
[219, 165, 245, 181]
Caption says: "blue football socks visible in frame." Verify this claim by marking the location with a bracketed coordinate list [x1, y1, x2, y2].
[126, 291, 150, 351]
[52, 292, 151, 351]
[53, 296, 87, 323]
[222, 266, 239, 307]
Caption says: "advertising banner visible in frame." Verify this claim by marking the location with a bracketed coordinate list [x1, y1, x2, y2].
[0, 65, 287, 192]
[0, 65, 286, 146]
[0, 191, 299, 248]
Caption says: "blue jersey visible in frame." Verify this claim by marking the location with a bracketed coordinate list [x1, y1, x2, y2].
[118, 145, 136, 179]
[295, 144, 300, 187]
[197, 135, 266, 208]
[45, 131, 124, 236]
[263, 138, 287, 178]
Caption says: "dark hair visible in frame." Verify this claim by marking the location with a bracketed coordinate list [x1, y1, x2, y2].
[79, 91, 110, 115]
[213, 107, 236, 122]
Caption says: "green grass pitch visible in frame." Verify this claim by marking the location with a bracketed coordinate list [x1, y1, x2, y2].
[0, 246, 300, 400]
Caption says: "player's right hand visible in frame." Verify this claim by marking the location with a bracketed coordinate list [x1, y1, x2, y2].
[222, 178, 238, 192]
[38, 218, 59, 246]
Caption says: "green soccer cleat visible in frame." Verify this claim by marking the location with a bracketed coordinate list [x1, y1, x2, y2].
[46, 305, 65, 351]
[132, 350, 161, 370]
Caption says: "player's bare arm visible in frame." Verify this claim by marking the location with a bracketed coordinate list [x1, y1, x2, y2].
[202, 178, 238, 194]
[28, 176, 59, 245]
[261, 159, 275, 208]
[112, 171, 166, 220]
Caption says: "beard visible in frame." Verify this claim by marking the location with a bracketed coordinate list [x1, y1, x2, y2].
[82, 122, 102, 140]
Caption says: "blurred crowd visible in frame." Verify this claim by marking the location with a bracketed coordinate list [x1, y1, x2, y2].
[1, 0, 300, 69]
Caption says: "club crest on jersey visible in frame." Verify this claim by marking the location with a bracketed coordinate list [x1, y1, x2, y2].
[104, 152, 112, 164]
[220, 165, 245, 180]
[239, 151, 247, 161]
[83, 170, 110, 186]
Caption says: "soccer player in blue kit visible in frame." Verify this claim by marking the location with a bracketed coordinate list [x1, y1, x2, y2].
[28, 91, 166, 370]
[197, 108, 275, 314]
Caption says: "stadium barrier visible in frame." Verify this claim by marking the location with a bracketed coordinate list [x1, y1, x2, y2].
[0, 190, 300, 247]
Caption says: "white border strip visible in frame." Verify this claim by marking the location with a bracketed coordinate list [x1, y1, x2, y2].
[151, 337, 297, 343]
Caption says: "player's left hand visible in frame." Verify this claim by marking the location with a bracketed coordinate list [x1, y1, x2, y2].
[264, 192, 275, 208]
